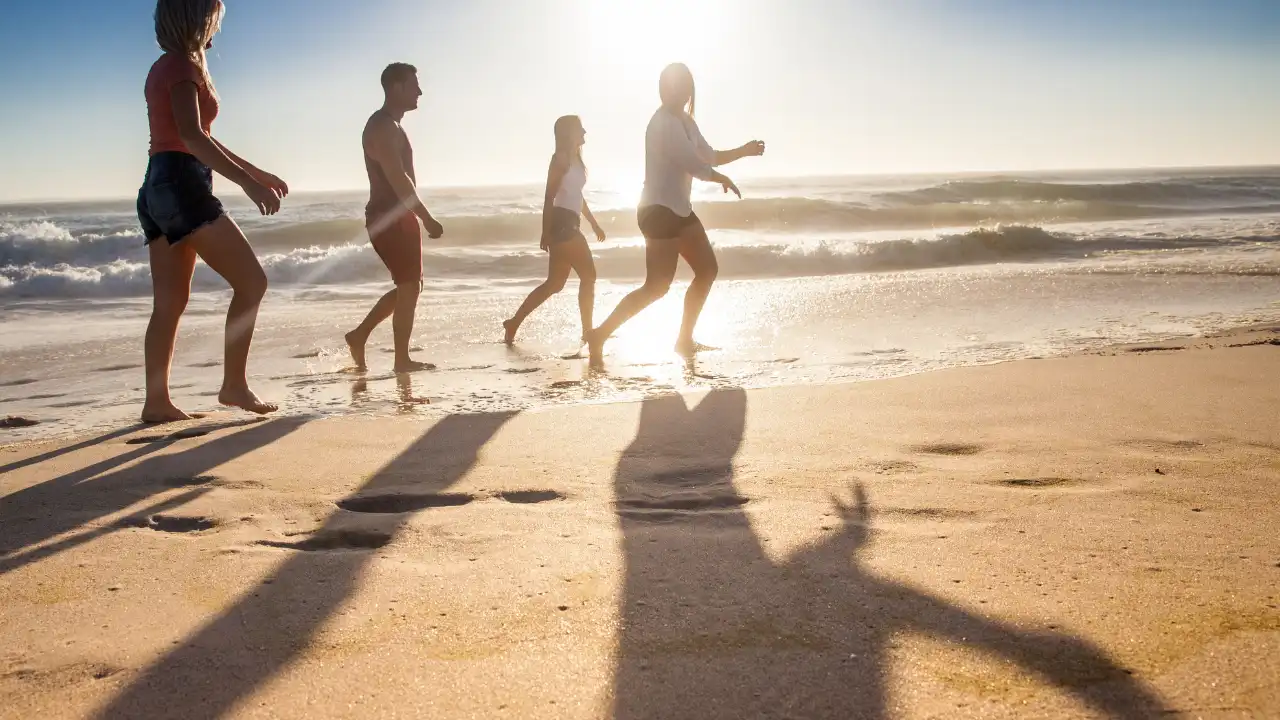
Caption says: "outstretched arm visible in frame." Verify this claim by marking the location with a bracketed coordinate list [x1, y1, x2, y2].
[367, 116, 441, 237]
[661, 115, 742, 198]
[804, 485, 1173, 719]
[713, 141, 766, 166]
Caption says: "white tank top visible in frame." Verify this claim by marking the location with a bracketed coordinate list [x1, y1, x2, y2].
[552, 159, 586, 213]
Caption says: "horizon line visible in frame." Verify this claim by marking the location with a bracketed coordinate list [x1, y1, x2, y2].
[3, 162, 1279, 206]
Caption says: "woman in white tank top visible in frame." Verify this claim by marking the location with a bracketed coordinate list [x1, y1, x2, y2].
[504, 115, 607, 346]
[585, 63, 765, 365]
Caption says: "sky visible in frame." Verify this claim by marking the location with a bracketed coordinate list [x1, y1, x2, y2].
[0, 0, 1277, 201]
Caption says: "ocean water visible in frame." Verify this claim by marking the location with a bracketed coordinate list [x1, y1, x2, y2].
[2, 167, 1279, 438]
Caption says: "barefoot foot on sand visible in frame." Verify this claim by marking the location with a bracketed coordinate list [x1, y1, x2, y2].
[502, 319, 519, 346]
[394, 359, 437, 374]
[674, 340, 719, 359]
[141, 402, 192, 424]
[344, 330, 368, 371]
[586, 329, 606, 369]
[218, 387, 278, 415]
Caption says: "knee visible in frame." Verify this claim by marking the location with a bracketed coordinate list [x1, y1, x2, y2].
[234, 268, 268, 303]
[578, 270, 597, 289]
[694, 262, 719, 285]
[396, 280, 421, 298]
[641, 280, 672, 300]
[546, 277, 568, 294]
[152, 292, 189, 321]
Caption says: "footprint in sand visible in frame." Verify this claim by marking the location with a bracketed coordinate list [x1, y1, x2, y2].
[504, 368, 542, 374]
[991, 476, 1106, 491]
[2, 416, 41, 428]
[911, 442, 984, 456]
[337, 492, 476, 514]
[93, 364, 143, 373]
[120, 514, 219, 534]
[496, 490, 565, 504]
[187, 360, 221, 368]
[257, 529, 393, 552]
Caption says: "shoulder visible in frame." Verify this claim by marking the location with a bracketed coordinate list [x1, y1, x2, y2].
[364, 112, 397, 139]
[549, 152, 572, 171]
[149, 53, 202, 86]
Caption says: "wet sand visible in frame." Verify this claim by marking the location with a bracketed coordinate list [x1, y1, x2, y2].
[1, 326, 1278, 719]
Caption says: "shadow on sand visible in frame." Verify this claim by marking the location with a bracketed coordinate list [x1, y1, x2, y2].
[94, 410, 517, 719]
[0, 417, 309, 576]
[609, 388, 1172, 718]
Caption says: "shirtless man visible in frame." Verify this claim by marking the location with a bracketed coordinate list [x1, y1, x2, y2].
[345, 62, 444, 373]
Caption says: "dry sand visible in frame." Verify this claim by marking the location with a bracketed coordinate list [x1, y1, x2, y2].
[2, 326, 1278, 719]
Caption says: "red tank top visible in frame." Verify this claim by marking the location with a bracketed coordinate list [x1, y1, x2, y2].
[145, 53, 218, 156]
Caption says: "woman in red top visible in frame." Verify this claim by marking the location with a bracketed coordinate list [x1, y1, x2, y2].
[137, 0, 286, 422]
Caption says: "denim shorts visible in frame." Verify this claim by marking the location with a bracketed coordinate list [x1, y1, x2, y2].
[137, 151, 225, 245]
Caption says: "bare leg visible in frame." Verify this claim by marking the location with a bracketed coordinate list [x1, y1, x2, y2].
[345, 288, 397, 370]
[185, 215, 277, 415]
[674, 222, 719, 357]
[391, 280, 432, 373]
[586, 237, 679, 365]
[504, 240, 574, 344]
[563, 237, 598, 341]
[141, 238, 197, 423]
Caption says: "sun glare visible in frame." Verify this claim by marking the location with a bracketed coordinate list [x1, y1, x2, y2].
[586, 0, 727, 82]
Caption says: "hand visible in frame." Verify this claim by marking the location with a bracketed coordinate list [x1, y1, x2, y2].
[539, 233, 550, 252]
[255, 171, 289, 199]
[719, 175, 742, 199]
[422, 216, 444, 239]
[241, 178, 281, 215]
[592, 223, 606, 242]
[740, 140, 766, 158]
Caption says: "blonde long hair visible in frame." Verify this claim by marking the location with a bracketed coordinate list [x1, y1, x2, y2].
[155, 0, 224, 83]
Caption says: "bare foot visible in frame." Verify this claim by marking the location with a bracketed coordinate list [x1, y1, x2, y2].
[586, 329, 606, 369]
[394, 359, 437, 374]
[503, 319, 519, 346]
[674, 340, 719, 359]
[344, 330, 368, 371]
[218, 386, 279, 415]
[141, 401, 191, 424]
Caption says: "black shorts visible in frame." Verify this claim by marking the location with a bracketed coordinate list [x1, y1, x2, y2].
[637, 205, 701, 241]
[137, 151, 225, 245]
[545, 207, 583, 245]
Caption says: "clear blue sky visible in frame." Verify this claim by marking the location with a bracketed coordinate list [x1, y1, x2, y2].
[0, 0, 1277, 201]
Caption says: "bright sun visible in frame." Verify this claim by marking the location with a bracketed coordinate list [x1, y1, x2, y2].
[586, 0, 726, 81]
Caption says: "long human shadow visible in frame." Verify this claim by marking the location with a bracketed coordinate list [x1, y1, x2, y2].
[0, 417, 309, 576]
[95, 410, 518, 720]
[610, 389, 1172, 719]
[0, 425, 141, 475]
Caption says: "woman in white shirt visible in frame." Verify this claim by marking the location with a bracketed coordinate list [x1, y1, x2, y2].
[504, 115, 607, 345]
[586, 63, 764, 364]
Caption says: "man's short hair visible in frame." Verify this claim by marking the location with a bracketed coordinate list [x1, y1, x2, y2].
[381, 63, 417, 91]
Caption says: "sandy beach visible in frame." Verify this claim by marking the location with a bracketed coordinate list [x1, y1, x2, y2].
[2, 325, 1278, 719]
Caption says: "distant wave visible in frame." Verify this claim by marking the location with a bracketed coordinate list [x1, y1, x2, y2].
[875, 175, 1280, 208]
[6, 224, 1277, 299]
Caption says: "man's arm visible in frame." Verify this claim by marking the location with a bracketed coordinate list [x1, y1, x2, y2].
[366, 117, 441, 236]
